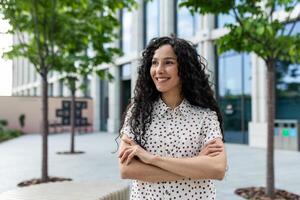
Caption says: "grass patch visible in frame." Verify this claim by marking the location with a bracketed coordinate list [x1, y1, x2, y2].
[0, 129, 22, 142]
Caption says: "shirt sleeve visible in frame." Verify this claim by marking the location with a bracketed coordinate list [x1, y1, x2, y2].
[120, 105, 135, 140]
[201, 110, 223, 147]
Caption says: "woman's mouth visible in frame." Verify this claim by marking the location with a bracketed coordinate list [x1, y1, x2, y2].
[156, 77, 170, 83]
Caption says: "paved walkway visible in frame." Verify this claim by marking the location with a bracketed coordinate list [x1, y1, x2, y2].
[0, 132, 299, 199]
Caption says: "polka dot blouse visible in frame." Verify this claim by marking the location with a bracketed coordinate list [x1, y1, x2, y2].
[121, 98, 223, 200]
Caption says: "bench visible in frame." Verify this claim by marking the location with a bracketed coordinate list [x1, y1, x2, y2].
[0, 182, 130, 200]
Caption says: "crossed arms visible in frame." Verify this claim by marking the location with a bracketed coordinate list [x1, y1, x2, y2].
[118, 134, 227, 183]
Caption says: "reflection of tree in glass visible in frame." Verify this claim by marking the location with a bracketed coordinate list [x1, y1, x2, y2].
[276, 61, 300, 97]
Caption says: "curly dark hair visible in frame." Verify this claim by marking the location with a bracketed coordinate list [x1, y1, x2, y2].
[120, 36, 224, 148]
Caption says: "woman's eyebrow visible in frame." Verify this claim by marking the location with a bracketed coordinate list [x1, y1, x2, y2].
[152, 57, 176, 60]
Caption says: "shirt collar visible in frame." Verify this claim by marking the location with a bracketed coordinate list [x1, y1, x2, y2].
[153, 97, 191, 119]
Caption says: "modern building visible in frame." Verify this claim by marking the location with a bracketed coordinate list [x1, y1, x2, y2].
[11, 0, 300, 149]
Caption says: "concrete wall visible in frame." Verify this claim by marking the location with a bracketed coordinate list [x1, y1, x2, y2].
[0, 96, 93, 134]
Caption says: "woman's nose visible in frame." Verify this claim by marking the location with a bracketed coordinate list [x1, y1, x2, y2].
[156, 63, 164, 74]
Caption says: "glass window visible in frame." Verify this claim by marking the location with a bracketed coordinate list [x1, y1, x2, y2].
[145, 0, 160, 45]
[100, 78, 109, 131]
[33, 87, 37, 96]
[216, 0, 239, 28]
[59, 79, 64, 97]
[217, 10, 236, 28]
[218, 51, 251, 96]
[218, 51, 251, 144]
[121, 63, 131, 80]
[48, 83, 53, 96]
[275, 0, 298, 11]
[276, 20, 300, 119]
[121, 9, 132, 55]
[176, 0, 200, 38]
[84, 77, 91, 97]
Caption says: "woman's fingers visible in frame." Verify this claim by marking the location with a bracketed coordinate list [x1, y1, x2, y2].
[207, 152, 221, 157]
[126, 150, 136, 165]
[119, 146, 130, 158]
[200, 142, 224, 156]
[207, 147, 223, 154]
[120, 149, 132, 163]
[122, 137, 132, 144]
[119, 146, 135, 163]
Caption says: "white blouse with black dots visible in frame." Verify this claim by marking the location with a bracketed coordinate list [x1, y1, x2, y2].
[121, 98, 223, 200]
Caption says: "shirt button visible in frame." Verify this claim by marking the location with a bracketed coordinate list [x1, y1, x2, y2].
[165, 190, 170, 195]
[166, 149, 170, 154]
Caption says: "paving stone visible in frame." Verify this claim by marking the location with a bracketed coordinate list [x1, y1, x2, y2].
[0, 132, 299, 200]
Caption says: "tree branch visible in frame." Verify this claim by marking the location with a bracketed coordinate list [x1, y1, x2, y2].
[31, 0, 44, 75]
[49, 0, 56, 71]
[232, 7, 268, 49]
[286, 13, 300, 36]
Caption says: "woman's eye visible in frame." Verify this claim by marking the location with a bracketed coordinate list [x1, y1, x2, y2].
[166, 61, 174, 65]
[151, 61, 158, 65]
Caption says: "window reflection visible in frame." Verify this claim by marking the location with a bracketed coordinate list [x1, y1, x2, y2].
[276, 20, 300, 119]
[218, 51, 251, 96]
[121, 9, 132, 55]
[218, 51, 251, 144]
[145, 0, 160, 44]
[176, 0, 200, 38]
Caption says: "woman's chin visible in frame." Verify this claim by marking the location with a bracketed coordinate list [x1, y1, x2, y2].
[156, 86, 168, 93]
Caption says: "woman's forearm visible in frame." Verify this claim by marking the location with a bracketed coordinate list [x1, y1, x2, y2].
[150, 152, 227, 180]
[120, 158, 184, 182]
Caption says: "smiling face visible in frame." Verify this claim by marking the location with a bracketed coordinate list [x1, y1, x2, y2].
[150, 44, 181, 96]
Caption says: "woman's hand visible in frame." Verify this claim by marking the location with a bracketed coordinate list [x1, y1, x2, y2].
[199, 139, 224, 157]
[119, 137, 156, 165]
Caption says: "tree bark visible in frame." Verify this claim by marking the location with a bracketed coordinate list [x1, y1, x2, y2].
[41, 70, 49, 182]
[70, 89, 76, 153]
[266, 60, 275, 198]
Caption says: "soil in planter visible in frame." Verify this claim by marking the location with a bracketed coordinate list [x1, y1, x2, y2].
[56, 151, 85, 154]
[235, 187, 300, 200]
[18, 177, 72, 187]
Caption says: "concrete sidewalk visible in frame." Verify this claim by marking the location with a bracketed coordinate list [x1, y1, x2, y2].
[0, 132, 299, 199]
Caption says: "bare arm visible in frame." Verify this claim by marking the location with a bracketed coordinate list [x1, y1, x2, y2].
[150, 138, 227, 180]
[121, 137, 227, 180]
[119, 134, 184, 182]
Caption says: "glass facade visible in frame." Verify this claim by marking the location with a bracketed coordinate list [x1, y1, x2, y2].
[120, 63, 131, 116]
[176, 0, 200, 38]
[216, 11, 236, 28]
[121, 9, 132, 55]
[145, 0, 160, 45]
[100, 76, 109, 131]
[276, 20, 300, 120]
[218, 51, 251, 144]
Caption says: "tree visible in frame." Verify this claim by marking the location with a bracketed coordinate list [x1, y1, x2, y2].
[181, 0, 300, 198]
[0, 0, 136, 184]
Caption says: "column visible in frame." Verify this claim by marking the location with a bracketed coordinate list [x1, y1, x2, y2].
[91, 73, 100, 132]
[107, 65, 121, 133]
[202, 14, 216, 92]
[160, 0, 176, 36]
[249, 53, 268, 148]
[130, 0, 144, 96]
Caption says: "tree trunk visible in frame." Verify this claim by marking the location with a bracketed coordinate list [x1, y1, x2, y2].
[266, 60, 275, 198]
[41, 71, 49, 182]
[70, 89, 76, 153]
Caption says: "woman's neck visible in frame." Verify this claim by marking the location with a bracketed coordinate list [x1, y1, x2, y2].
[161, 92, 183, 109]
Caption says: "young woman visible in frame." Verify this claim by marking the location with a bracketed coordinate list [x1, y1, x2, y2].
[118, 36, 227, 200]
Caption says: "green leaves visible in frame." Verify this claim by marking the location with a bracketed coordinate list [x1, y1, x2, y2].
[179, 0, 234, 14]
[0, 0, 137, 91]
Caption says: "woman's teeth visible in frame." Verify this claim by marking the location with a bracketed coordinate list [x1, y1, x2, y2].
[157, 78, 169, 82]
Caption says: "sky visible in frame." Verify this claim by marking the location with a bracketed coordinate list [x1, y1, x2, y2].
[0, 17, 12, 96]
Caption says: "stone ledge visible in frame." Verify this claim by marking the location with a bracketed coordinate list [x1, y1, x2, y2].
[0, 181, 130, 200]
